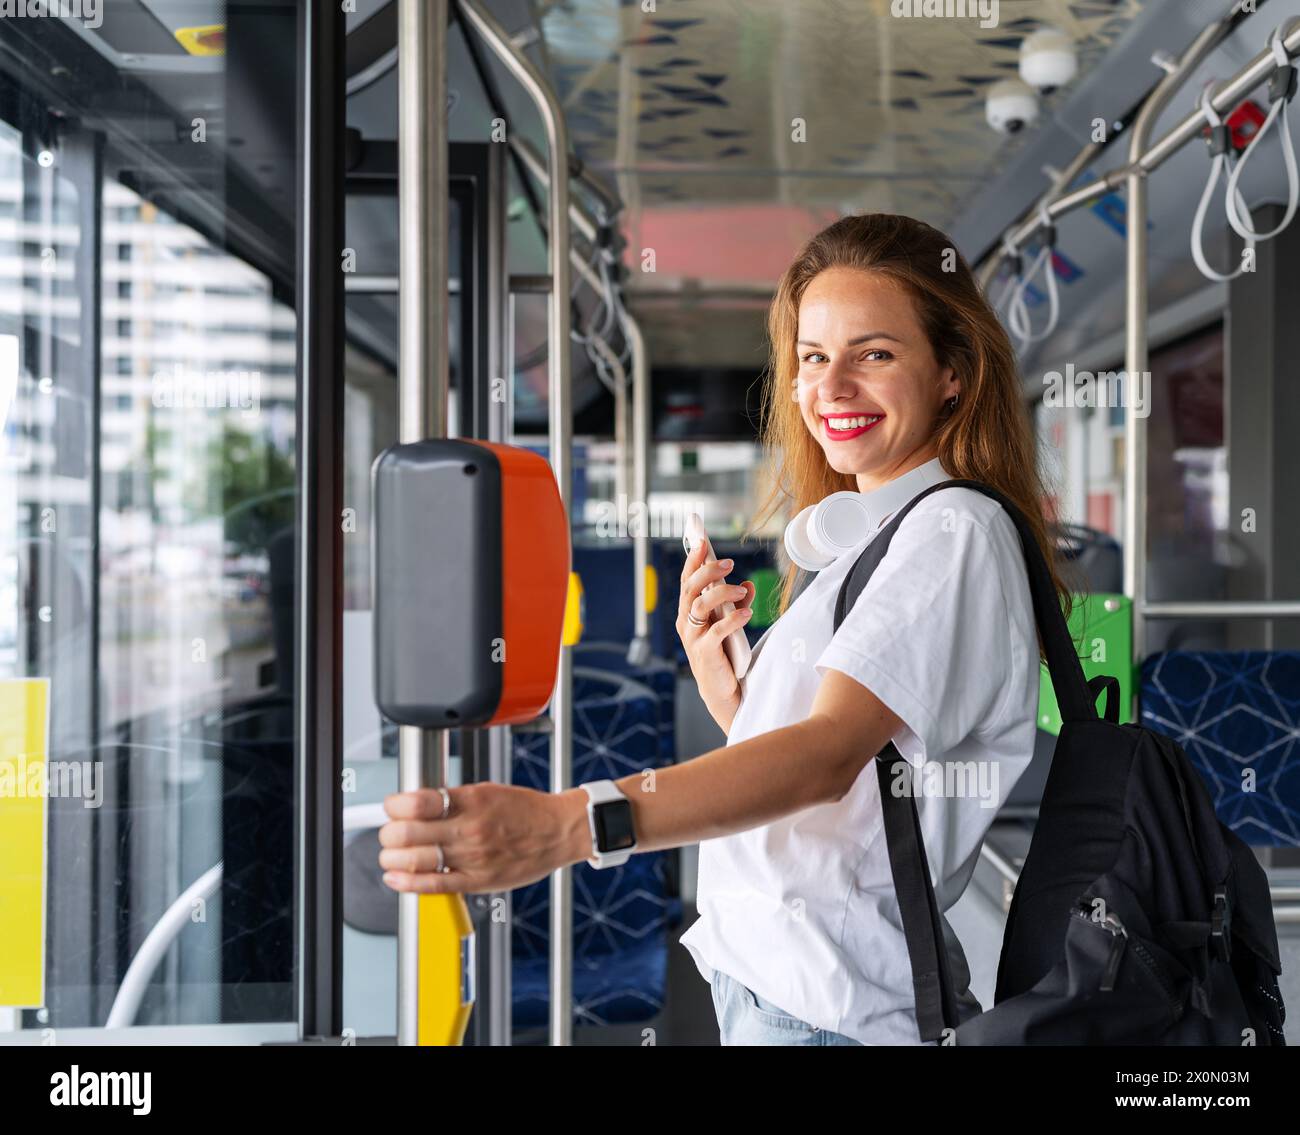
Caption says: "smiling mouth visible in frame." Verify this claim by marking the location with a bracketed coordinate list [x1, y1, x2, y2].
[822, 413, 884, 441]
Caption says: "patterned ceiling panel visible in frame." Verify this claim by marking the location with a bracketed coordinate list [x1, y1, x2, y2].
[540, 0, 1148, 227]
[538, 0, 1150, 364]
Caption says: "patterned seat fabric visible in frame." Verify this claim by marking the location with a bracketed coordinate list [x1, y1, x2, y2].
[1140, 651, 1300, 846]
[511, 667, 680, 1028]
[575, 642, 677, 766]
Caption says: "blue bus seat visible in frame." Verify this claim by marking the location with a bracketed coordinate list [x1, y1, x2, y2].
[511, 667, 680, 1029]
[572, 540, 777, 667]
[574, 641, 677, 766]
[1140, 650, 1300, 847]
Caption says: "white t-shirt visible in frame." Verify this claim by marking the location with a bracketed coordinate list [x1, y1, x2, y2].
[680, 458, 1039, 1044]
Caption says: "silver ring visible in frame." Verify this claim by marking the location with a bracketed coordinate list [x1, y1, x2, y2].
[686, 611, 707, 627]
[437, 786, 451, 819]
[435, 844, 449, 874]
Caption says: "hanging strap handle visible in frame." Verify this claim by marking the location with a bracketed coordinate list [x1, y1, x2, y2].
[1225, 25, 1299, 242]
[1005, 206, 1061, 347]
[1192, 82, 1258, 281]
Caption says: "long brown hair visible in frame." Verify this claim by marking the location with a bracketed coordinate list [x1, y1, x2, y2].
[751, 213, 1072, 634]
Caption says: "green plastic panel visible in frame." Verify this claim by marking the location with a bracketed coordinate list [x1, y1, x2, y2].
[1037, 592, 1135, 736]
[748, 567, 781, 628]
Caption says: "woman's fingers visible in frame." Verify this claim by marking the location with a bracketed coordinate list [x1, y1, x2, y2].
[678, 548, 727, 619]
[682, 557, 733, 610]
[687, 556, 733, 597]
[709, 604, 753, 641]
[381, 869, 468, 894]
[379, 842, 466, 875]
[688, 582, 749, 626]
[679, 534, 707, 584]
[377, 817, 451, 849]
[383, 786, 458, 822]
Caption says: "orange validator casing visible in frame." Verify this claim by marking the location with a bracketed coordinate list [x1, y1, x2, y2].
[372, 438, 570, 727]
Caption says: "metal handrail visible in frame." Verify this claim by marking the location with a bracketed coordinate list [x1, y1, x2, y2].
[975, 6, 1300, 651]
[1124, 16, 1256, 661]
[394, 0, 452, 1049]
[1143, 600, 1300, 618]
[978, 3, 1267, 277]
[507, 111, 652, 675]
[456, 0, 575, 1048]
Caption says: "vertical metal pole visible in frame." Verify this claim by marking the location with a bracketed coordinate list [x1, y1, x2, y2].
[1123, 164, 1148, 664]
[484, 141, 513, 1047]
[1123, 19, 1227, 665]
[396, 0, 450, 1048]
[456, 0, 573, 1046]
[625, 312, 651, 652]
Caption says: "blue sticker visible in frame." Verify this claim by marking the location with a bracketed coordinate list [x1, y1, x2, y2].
[1070, 170, 1153, 238]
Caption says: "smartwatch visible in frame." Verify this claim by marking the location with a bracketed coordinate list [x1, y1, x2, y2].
[580, 780, 637, 868]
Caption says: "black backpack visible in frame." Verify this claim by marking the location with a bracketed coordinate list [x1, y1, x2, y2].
[832, 479, 1287, 1046]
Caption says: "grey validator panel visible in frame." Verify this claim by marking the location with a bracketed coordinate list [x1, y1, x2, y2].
[373, 439, 503, 727]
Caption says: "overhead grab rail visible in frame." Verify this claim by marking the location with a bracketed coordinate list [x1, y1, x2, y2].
[964, 6, 1300, 660]
[510, 131, 653, 667]
[977, 7, 1296, 290]
[1121, 12, 1300, 659]
[969, 1, 1300, 665]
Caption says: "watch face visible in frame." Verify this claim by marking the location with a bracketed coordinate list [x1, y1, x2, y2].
[594, 799, 635, 853]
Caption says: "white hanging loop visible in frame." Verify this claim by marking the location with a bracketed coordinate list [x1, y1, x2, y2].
[1192, 82, 1258, 281]
[1006, 204, 1060, 346]
[1224, 25, 1298, 242]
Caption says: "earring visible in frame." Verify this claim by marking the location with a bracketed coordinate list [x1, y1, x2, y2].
[945, 393, 959, 414]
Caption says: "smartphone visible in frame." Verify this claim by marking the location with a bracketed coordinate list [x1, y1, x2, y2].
[683, 513, 752, 681]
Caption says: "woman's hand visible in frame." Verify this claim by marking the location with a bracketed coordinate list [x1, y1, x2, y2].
[676, 537, 755, 733]
[379, 783, 590, 895]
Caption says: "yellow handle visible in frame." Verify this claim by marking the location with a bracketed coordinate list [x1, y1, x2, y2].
[417, 893, 475, 1046]
[562, 571, 585, 646]
[644, 564, 658, 613]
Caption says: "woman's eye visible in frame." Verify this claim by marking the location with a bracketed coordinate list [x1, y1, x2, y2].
[800, 352, 826, 365]
[864, 349, 892, 362]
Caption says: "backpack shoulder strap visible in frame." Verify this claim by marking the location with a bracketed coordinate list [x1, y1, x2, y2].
[832, 478, 1096, 1041]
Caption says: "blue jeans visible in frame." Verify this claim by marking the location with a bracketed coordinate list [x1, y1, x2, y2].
[710, 971, 862, 1046]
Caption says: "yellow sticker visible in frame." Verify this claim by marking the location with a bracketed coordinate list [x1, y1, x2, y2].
[0, 678, 50, 1008]
[173, 24, 226, 56]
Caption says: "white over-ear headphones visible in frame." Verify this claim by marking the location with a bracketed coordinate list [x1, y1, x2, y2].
[782, 458, 952, 572]
[784, 492, 873, 571]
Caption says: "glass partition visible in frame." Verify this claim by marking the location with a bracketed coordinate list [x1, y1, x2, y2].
[0, 3, 304, 1037]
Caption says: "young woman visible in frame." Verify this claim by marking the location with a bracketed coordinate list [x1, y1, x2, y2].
[379, 213, 1068, 1046]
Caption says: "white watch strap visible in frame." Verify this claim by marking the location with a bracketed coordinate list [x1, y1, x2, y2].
[582, 779, 624, 807]
[581, 779, 634, 867]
